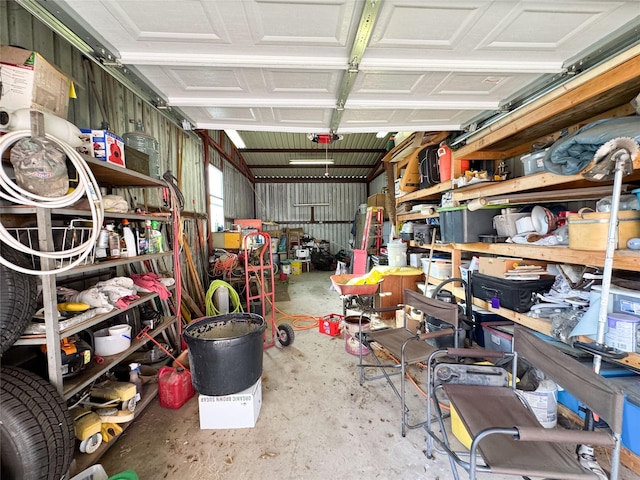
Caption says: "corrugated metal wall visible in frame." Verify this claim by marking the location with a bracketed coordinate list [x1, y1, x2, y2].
[1, 1, 206, 216]
[2, 2, 209, 285]
[255, 183, 366, 253]
[368, 171, 388, 196]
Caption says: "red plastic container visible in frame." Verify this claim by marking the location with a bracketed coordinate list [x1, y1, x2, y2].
[319, 314, 343, 337]
[158, 366, 195, 409]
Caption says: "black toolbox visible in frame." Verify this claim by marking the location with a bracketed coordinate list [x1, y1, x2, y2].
[471, 273, 555, 313]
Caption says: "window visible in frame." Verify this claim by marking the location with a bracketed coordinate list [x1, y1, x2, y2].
[208, 164, 224, 232]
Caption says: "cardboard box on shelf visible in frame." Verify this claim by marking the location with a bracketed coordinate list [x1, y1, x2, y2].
[199, 378, 262, 429]
[367, 193, 386, 208]
[77, 129, 126, 167]
[123, 145, 150, 176]
[367, 193, 389, 218]
[211, 231, 242, 249]
[0, 46, 73, 118]
[478, 256, 547, 279]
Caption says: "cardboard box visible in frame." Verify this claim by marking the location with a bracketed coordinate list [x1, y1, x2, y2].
[367, 193, 386, 208]
[367, 193, 389, 218]
[124, 145, 150, 176]
[395, 306, 422, 333]
[0, 46, 72, 118]
[199, 378, 262, 429]
[78, 129, 126, 167]
[478, 256, 547, 278]
[211, 231, 242, 249]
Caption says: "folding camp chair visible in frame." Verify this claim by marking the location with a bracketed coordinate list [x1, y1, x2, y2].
[425, 325, 624, 480]
[358, 289, 461, 436]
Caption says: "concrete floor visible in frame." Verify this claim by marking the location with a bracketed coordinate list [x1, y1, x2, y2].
[99, 271, 639, 480]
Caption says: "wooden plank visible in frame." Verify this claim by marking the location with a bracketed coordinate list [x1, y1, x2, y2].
[397, 181, 451, 203]
[444, 243, 640, 272]
[453, 52, 640, 159]
[453, 155, 640, 202]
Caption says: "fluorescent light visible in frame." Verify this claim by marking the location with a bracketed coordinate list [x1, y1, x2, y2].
[289, 159, 334, 165]
[225, 130, 246, 149]
[376, 131, 389, 138]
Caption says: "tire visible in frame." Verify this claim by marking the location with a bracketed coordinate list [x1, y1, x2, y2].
[0, 367, 74, 480]
[0, 244, 38, 355]
[277, 323, 295, 347]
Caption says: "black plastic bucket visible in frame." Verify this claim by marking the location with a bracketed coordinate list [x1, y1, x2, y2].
[183, 313, 266, 396]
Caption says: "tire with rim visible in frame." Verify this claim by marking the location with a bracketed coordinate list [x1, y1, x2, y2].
[0, 366, 75, 480]
[0, 244, 37, 355]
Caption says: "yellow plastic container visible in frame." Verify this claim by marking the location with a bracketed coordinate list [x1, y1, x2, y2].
[291, 260, 302, 275]
[451, 404, 473, 449]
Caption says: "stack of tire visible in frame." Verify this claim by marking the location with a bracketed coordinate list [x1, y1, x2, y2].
[1, 245, 75, 479]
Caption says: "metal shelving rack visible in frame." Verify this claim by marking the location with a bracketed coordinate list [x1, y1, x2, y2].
[1, 154, 178, 399]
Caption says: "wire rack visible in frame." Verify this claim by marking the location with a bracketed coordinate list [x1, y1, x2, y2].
[6, 219, 96, 268]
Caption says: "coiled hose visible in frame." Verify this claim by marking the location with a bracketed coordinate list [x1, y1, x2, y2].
[0, 130, 103, 275]
[205, 280, 244, 316]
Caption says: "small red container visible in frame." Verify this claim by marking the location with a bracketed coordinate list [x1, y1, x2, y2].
[319, 314, 343, 337]
[158, 366, 195, 409]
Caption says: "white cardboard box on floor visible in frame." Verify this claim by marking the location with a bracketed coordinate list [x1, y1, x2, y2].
[199, 378, 262, 429]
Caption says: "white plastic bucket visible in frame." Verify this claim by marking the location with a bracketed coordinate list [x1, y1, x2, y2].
[520, 379, 558, 428]
[387, 241, 407, 267]
[282, 263, 291, 275]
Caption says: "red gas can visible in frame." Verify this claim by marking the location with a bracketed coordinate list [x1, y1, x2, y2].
[158, 366, 195, 409]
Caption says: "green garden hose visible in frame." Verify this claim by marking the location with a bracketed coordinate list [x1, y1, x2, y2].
[205, 280, 244, 316]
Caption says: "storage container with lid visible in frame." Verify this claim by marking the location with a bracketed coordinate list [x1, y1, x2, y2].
[520, 149, 548, 175]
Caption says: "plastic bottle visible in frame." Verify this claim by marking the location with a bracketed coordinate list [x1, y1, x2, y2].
[121, 219, 137, 257]
[149, 220, 163, 254]
[145, 220, 154, 254]
[129, 363, 143, 399]
[106, 224, 121, 259]
[137, 224, 148, 255]
[95, 224, 109, 260]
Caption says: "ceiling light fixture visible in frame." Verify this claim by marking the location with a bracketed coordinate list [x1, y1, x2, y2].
[289, 159, 334, 165]
[307, 133, 343, 144]
[225, 130, 246, 149]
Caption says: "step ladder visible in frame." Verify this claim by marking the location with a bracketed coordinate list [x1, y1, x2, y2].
[353, 206, 384, 275]
[360, 206, 384, 254]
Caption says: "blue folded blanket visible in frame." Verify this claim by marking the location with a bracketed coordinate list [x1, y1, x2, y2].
[544, 116, 640, 175]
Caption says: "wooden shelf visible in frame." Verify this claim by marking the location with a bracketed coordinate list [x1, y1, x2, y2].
[396, 181, 451, 203]
[447, 242, 640, 272]
[445, 285, 640, 371]
[82, 154, 166, 188]
[397, 211, 439, 222]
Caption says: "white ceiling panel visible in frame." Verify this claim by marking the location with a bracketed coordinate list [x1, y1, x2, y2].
[46, 0, 640, 178]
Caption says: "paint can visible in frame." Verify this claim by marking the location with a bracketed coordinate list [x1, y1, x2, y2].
[343, 315, 371, 356]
